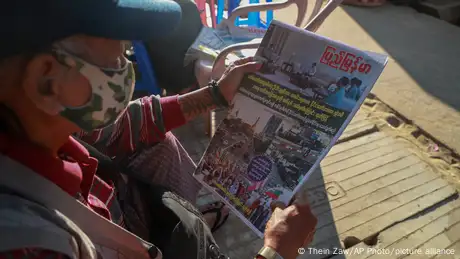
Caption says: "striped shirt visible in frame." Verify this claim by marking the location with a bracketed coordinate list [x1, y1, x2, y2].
[77, 95, 186, 157]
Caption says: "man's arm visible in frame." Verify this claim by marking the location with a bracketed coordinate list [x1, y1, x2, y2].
[77, 95, 188, 157]
[178, 86, 217, 122]
[77, 57, 255, 157]
[77, 86, 221, 157]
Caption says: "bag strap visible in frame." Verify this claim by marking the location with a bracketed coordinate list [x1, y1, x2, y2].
[73, 137, 154, 186]
[73, 137, 120, 183]
[0, 155, 158, 259]
[0, 187, 96, 258]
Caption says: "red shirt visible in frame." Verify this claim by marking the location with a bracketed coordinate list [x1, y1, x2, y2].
[77, 95, 185, 158]
[0, 95, 186, 259]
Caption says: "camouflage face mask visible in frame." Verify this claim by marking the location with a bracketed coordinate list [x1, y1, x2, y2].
[52, 48, 135, 131]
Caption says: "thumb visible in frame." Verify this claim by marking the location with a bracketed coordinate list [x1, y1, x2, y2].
[270, 201, 286, 212]
[235, 61, 263, 74]
[289, 191, 310, 206]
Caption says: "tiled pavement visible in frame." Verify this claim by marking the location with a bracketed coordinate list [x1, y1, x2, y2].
[169, 3, 460, 257]
[172, 99, 460, 259]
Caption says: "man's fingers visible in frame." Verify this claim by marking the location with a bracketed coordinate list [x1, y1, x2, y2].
[303, 229, 316, 247]
[295, 202, 315, 217]
[234, 61, 263, 74]
[289, 191, 310, 206]
[233, 56, 254, 66]
[270, 201, 287, 212]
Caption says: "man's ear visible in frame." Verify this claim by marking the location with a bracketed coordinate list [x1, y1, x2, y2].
[21, 54, 64, 115]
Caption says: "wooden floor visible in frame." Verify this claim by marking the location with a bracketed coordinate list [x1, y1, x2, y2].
[302, 129, 457, 259]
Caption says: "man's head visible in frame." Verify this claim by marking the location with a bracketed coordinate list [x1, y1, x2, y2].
[0, 0, 181, 152]
[350, 77, 362, 87]
[337, 76, 350, 87]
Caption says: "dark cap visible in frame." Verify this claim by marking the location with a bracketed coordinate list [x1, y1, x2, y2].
[0, 0, 182, 60]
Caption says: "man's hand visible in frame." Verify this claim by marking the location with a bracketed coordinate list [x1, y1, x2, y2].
[264, 198, 317, 259]
[178, 57, 261, 122]
[217, 57, 262, 103]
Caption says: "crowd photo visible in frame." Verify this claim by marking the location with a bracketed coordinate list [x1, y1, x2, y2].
[195, 93, 331, 233]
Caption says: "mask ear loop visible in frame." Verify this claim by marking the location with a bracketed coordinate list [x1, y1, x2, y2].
[29, 76, 65, 116]
[46, 50, 96, 111]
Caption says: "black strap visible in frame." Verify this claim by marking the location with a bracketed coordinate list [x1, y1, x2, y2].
[74, 137, 159, 185]
[74, 137, 119, 183]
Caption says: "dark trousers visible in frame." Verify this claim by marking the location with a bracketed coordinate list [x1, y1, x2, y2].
[145, 0, 203, 94]
[75, 137, 229, 259]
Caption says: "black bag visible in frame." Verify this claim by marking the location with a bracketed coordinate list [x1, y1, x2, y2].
[144, 0, 203, 94]
[76, 138, 229, 259]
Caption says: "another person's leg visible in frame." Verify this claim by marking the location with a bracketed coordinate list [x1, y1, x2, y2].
[145, 0, 203, 94]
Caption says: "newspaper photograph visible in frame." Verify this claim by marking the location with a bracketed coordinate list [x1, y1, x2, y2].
[194, 20, 388, 236]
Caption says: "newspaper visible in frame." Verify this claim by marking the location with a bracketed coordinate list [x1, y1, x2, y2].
[193, 20, 388, 237]
[184, 23, 264, 65]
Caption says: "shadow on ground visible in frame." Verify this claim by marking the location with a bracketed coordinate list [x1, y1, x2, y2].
[342, 4, 460, 111]
[299, 167, 346, 259]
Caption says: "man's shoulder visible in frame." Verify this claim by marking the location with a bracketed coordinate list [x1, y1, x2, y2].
[0, 194, 79, 258]
[0, 193, 76, 236]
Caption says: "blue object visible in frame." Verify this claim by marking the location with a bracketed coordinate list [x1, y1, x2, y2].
[235, 0, 274, 29]
[346, 86, 359, 100]
[216, 0, 240, 25]
[216, 0, 273, 28]
[216, 0, 226, 25]
[324, 88, 356, 112]
[0, 0, 182, 60]
[132, 41, 162, 95]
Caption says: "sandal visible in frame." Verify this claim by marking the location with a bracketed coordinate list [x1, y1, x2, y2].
[201, 201, 230, 233]
[342, 0, 386, 7]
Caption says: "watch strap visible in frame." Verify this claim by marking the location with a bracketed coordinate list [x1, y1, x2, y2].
[208, 80, 229, 108]
[255, 246, 283, 259]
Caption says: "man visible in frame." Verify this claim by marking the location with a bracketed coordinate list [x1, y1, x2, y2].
[0, 1, 317, 259]
[325, 77, 356, 111]
[349, 77, 364, 101]
[327, 82, 338, 93]
[328, 76, 349, 94]
[345, 77, 358, 100]
[306, 63, 317, 78]
[359, 81, 367, 99]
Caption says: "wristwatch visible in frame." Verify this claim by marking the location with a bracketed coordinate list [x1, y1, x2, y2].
[255, 246, 284, 259]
